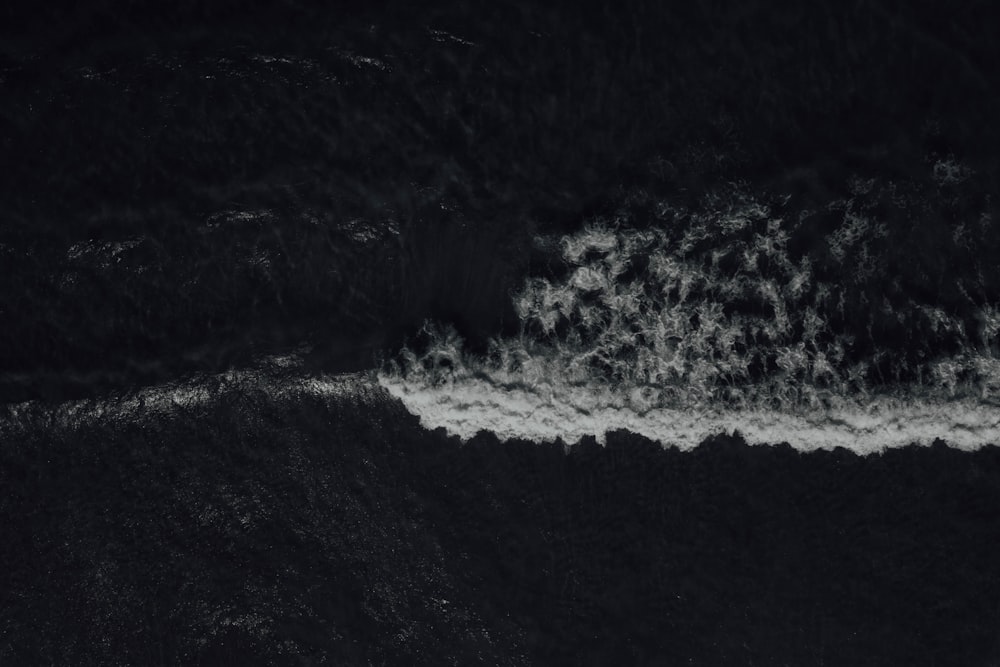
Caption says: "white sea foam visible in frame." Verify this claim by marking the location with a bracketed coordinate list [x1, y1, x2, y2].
[378, 182, 1000, 453]
[378, 371, 1000, 453]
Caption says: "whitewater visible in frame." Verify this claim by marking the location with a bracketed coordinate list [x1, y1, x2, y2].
[378, 176, 1000, 454]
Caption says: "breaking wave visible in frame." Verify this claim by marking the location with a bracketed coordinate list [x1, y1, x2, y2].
[379, 174, 1000, 452]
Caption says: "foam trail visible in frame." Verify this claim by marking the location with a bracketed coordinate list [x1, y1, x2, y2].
[379, 177, 1000, 453]
[379, 373, 1000, 453]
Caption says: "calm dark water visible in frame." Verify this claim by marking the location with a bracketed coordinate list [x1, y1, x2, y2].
[2, 1, 1000, 664]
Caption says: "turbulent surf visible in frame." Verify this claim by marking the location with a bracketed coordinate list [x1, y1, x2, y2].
[379, 175, 1000, 452]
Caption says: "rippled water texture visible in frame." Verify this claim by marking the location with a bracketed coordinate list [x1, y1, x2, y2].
[4, 1, 1000, 664]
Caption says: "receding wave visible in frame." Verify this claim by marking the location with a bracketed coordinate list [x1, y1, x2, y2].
[379, 173, 1000, 453]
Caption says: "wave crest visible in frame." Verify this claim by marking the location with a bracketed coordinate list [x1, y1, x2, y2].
[380, 181, 1000, 451]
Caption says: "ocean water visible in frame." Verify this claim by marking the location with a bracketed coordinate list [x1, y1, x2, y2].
[3, 0, 1000, 664]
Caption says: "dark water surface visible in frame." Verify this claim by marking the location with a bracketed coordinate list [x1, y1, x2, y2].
[3, 0, 1000, 664]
